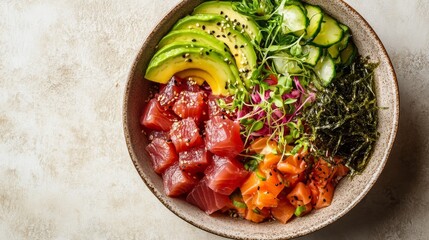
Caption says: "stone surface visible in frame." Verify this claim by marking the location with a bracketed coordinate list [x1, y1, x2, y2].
[0, 0, 427, 239]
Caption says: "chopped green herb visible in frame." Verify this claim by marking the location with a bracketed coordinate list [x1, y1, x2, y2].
[233, 200, 247, 209]
[294, 205, 306, 217]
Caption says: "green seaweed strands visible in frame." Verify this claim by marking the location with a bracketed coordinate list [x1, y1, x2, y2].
[302, 57, 379, 175]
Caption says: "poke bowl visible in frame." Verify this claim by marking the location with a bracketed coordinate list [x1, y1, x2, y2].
[123, 0, 399, 239]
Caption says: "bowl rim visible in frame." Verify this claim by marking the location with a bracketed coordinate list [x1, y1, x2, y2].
[123, 0, 400, 239]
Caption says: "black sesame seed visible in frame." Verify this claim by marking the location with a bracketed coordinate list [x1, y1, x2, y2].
[202, 25, 206, 30]
[191, 39, 196, 42]
[217, 22, 221, 26]
[220, 11, 224, 15]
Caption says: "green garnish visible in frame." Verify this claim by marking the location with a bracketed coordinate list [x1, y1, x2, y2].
[302, 57, 379, 175]
[233, 200, 248, 209]
[252, 208, 261, 214]
[244, 154, 264, 171]
[294, 205, 306, 217]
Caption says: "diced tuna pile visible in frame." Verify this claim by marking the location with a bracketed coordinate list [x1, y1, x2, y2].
[142, 76, 248, 214]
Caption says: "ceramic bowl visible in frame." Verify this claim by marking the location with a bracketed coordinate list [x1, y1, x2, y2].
[123, 0, 399, 239]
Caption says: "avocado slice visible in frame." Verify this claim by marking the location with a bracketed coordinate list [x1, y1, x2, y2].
[153, 40, 236, 66]
[193, 1, 262, 43]
[176, 69, 213, 85]
[145, 46, 241, 96]
[172, 14, 257, 83]
[157, 29, 226, 54]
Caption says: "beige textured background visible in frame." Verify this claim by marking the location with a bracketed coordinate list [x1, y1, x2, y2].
[1, 0, 428, 239]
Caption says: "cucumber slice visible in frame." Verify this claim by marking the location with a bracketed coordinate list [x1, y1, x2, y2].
[314, 54, 336, 86]
[302, 45, 321, 66]
[299, 4, 323, 40]
[279, 5, 308, 34]
[340, 41, 357, 66]
[273, 53, 303, 74]
[312, 14, 344, 47]
[337, 32, 351, 51]
[327, 30, 350, 58]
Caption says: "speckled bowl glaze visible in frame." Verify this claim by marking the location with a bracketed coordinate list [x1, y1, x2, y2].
[123, 0, 399, 239]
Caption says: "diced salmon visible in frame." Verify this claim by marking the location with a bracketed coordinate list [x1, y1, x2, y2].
[240, 172, 261, 196]
[314, 182, 335, 209]
[146, 138, 178, 174]
[271, 200, 295, 224]
[277, 154, 307, 175]
[310, 159, 336, 187]
[249, 137, 278, 154]
[162, 162, 198, 197]
[244, 205, 270, 223]
[252, 190, 278, 209]
[287, 182, 312, 207]
[260, 169, 284, 197]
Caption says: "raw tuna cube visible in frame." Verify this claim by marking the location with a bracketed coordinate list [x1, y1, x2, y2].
[184, 79, 201, 92]
[179, 146, 211, 174]
[158, 76, 185, 107]
[205, 116, 244, 158]
[204, 155, 249, 195]
[186, 179, 230, 215]
[148, 131, 170, 141]
[146, 138, 178, 174]
[140, 98, 177, 131]
[163, 162, 198, 197]
[172, 91, 206, 123]
[170, 118, 203, 152]
[207, 95, 234, 119]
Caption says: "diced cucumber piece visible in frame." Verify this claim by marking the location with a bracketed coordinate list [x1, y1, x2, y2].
[299, 4, 323, 40]
[279, 5, 308, 34]
[315, 54, 336, 86]
[302, 45, 321, 66]
[273, 53, 303, 74]
[340, 41, 357, 66]
[312, 14, 344, 47]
